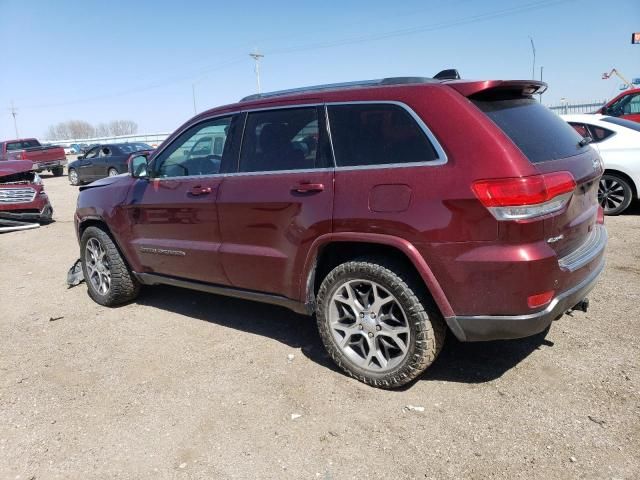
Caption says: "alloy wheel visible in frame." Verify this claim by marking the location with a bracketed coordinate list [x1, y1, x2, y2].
[85, 237, 111, 295]
[69, 169, 79, 185]
[329, 279, 410, 372]
[108, 168, 118, 177]
[598, 177, 626, 213]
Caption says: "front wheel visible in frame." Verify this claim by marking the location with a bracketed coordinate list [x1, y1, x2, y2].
[316, 258, 445, 389]
[80, 226, 140, 306]
[68, 168, 80, 186]
[107, 167, 119, 177]
[598, 173, 633, 215]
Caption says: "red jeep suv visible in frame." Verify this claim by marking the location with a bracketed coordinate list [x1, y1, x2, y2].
[74, 74, 607, 388]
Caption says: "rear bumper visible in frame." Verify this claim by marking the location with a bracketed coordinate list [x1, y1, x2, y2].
[34, 159, 66, 170]
[445, 256, 605, 342]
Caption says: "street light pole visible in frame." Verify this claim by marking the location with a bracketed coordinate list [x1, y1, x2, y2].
[249, 52, 264, 94]
[192, 83, 197, 115]
[529, 36, 536, 80]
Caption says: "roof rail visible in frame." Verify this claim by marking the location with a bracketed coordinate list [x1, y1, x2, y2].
[239, 75, 444, 102]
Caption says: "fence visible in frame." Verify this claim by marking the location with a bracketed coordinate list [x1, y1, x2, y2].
[547, 100, 606, 115]
[45, 132, 170, 148]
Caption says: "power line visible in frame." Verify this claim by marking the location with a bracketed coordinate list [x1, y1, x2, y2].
[266, 0, 573, 55]
[14, 0, 574, 111]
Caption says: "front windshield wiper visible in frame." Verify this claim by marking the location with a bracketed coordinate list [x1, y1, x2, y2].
[578, 136, 593, 147]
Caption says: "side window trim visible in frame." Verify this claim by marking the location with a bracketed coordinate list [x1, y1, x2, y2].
[325, 100, 448, 170]
[149, 114, 238, 180]
[237, 105, 326, 175]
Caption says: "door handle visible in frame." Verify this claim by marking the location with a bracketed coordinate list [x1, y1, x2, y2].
[190, 185, 213, 196]
[292, 182, 325, 193]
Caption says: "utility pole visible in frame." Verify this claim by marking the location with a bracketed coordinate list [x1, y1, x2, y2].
[9, 101, 19, 137]
[249, 51, 264, 94]
[528, 36, 536, 80]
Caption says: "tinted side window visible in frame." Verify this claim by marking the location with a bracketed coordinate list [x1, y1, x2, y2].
[587, 125, 615, 143]
[327, 104, 438, 167]
[153, 116, 235, 178]
[568, 123, 589, 138]
[239, 107, 321, 173]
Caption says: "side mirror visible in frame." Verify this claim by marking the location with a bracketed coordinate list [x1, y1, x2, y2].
[129, 154, 149, 178]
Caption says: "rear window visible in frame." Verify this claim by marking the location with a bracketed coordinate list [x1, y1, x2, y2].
[6, 140, 40, 151]
[472, 97, 587, 163]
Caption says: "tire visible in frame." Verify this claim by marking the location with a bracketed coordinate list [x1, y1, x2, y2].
[52, 166, 64, 177]
[39, 205, 53, 224]
[108, 168, 119, 177]
[316, 258, 446, 389]
[80, 226, 140, 306]
[68, 168, 80, 186]
[598, 173, 633, 215]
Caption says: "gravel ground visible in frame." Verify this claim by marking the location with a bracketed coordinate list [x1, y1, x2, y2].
[1, 174, 638, 480]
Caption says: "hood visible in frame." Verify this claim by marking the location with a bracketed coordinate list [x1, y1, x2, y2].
[0, 160, 34, 178]
[78, 172, 130, 191]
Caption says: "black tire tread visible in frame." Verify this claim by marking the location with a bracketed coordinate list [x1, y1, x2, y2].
[81, 226, 139, 306]
[316, 257, 445, 389]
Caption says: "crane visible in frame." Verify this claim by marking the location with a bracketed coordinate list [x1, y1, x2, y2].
[602, 69, 633, 90]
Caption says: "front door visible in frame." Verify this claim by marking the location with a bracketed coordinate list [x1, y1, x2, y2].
[124, 114, 241, 285]
[217, 106, 334, 300]
[77, 146, 100, 181]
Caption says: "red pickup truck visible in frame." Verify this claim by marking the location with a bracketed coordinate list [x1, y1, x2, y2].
[0, 138, 67, 176]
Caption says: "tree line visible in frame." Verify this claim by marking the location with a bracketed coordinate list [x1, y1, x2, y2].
[45, 120, 138, 140]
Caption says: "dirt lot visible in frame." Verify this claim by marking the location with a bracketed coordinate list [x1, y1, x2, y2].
[1, 174, 638, 480]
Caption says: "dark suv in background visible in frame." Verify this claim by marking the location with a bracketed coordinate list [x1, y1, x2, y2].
[74, 74, 607, 388]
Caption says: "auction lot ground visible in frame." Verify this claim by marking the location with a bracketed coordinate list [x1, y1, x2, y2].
[1, 173, 639, 480]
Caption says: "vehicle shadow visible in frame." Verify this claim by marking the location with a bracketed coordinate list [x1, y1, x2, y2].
[136, 285, 549, 385]
[622, 200, 640, 215]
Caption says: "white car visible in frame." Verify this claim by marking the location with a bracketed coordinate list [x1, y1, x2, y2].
[562, 114, 640, 215]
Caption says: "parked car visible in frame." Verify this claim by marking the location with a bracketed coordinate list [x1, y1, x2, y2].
[67, 143, 151, 185]
[0, 160, 53, 222]
[562, 114, 640, 215]
[596, 88, 640, 123]
[0, 138, 67, 176]
[75, 74, 607, 388]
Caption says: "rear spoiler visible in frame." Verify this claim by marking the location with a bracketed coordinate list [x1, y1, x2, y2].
[446, 80, 548, 98]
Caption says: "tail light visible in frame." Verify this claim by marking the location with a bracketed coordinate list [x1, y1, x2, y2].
[472, 172, 576, 221]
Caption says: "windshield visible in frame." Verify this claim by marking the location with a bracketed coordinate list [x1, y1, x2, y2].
[601, 116, 640, 133]
[472, 97, 588, 163]
[118, 143, 151, 154]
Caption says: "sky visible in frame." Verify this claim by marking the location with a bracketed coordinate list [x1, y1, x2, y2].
[1, 0, 639, 139]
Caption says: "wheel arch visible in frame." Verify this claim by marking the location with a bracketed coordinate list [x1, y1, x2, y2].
[301, 233, 454, 319]
[77, 217, 137, 271]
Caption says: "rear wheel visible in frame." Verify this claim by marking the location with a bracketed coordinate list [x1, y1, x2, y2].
[52, 166, 64, 177]
[598, 173, 633, 215]
[68, 168, 80, 186]
[108, 167, 119, 177]
[316, 258, 445, 389]
[80, 226, 140, 306]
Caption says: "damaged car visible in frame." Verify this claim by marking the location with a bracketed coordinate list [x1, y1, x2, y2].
[0, 160, 53, 223]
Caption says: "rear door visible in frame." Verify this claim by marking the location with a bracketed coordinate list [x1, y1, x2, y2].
[472, 96, 601, 257]
[217, 105, 334, 299]
[124, 114, 241, 284]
